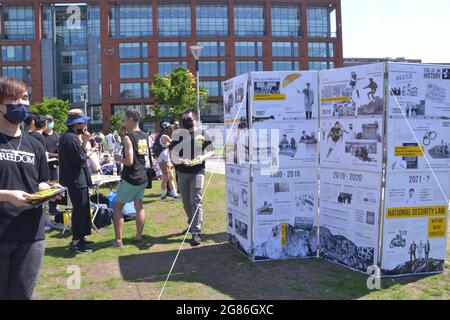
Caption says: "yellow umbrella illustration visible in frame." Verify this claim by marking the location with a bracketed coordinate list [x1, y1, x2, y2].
[282, 73, 302, 88]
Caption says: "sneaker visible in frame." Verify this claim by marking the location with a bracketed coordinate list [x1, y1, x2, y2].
[160, 195, 168, 201]
[70, 243, 93, 254]
[44, 226, 52, 232]
[80, 238, 95, 247]
[168, 193, 181, 200]
[191, 233, 202, 247]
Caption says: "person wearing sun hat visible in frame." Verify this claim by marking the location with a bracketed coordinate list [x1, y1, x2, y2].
[59, 109, 95, 254]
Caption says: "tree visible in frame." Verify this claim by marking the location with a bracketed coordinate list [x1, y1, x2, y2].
[29, 97, 69, 133]
[108, 111, 124, 134]
[150, 67, 208, 122]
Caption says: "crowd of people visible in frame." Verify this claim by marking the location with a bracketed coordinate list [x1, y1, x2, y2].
[0, 77, 214, 299]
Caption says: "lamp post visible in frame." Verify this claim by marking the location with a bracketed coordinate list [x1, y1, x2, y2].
[190, 45, 204, 124]
[80, 85, 89, 116]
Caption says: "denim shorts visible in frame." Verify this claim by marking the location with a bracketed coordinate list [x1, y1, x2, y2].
[116, 180, 146, 204]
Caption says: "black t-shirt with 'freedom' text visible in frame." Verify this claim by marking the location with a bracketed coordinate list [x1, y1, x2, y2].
[0, 132, 50, 242]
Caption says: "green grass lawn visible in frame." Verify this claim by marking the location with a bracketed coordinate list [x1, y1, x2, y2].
[36, 173, 450, 300]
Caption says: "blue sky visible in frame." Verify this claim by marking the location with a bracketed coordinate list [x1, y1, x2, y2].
[342, 0, 450, 62]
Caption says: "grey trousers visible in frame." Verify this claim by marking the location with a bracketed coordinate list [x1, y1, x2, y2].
[177, 171, 205, 234]
[0, 240, 45, 300]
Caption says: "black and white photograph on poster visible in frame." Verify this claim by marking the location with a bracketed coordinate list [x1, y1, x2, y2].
[381, 217, 447, 275]
[318, 168, 382, 272]
[320, 119, 383, 171]
[251, 71, 319, 121]
[319, 63, 385, 118]
[388, 64, 450, 118]
[223, 73, 248, 121]
[387, 118, 450, 171]
[235, 219, 248, 240]
[224, 119, 250, 165]
[252, 168, 318, 260]
[385, 172, 450, 208]
[253, 120, 318, 169]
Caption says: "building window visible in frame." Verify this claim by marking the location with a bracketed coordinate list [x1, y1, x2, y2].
[120, 63, 148, 79]
[196, 5, 228, 36]
[158, 62, 188, 76]
[62, 88, 84, 103]
[197, 42, 225, 57]
[2, 66, 32, 82]
[2, 5, 35, 40]
[308, 7, 337, 38]
[62, 70, 88, 85]
[119, 43, 148, 58]
[158, 42, 186, 58]
[120, 83, 149, 99]
[62, 51, 88, 65]
[199, 61, 226, 77]
[272, 6, 301, 37]
[110, 4, 153, 38]
[308, 42, 334, 58]
[234, 5, 265, 36]
[200, 81, 221, 97]
[158, 5, 191, 37]
[1, 46, 31, 62]
[236, 61, 263, 75]
[273, 61, 300, 71]
[272, 42, 299, 57]
[309, 61, 334, 71]
[55, 6, 87, 45]
[235, 42, 263, 57]
[87, 6, 100, 38]
[202, 102, 224, 122]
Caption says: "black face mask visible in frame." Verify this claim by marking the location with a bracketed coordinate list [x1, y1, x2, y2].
[76, 127, 85, 135]
[181, 118, 194, 129]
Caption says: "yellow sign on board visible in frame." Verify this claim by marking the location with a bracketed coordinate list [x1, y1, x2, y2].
[386, 206, 448, 219]
[281, 223, 287, 247]
[320, 96, 351, 103]
[394, 146, 425, 157]
[254, 94, 287, 101]
[428, 217, 447, 238]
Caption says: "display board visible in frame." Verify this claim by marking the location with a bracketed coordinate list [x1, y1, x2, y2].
[318, 63, 385, 272]
[381, 63, 450, 276]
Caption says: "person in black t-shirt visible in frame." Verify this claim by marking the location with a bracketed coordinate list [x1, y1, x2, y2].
[59, 109, 96, 254]
[111, 111, 149, 248]
[0, 77, 64, 300]
[169, 110, 214, 246]
[29, 115, 48, 150]
[44, 115, 61, 216]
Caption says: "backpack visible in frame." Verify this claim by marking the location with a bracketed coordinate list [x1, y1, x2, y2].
[93, 205, 113, 229]
[151, 134, 165, 157]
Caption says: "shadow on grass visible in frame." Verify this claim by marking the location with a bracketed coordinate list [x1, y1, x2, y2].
[117, 242, 436, 300]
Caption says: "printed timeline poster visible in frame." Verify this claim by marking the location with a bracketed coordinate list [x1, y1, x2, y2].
[388, 63, 450, 119]
[252, 120, 318, 169]
[226, 165, 252, 257]
[250, 71, 319, 122]
[223, 73, 249, 122]
[319, 168, 382, 272]
[319, 63, 385, 119]
[387, 118, 450, 171]
[320, 118, 383, 172]
[252, 168, 318, 261]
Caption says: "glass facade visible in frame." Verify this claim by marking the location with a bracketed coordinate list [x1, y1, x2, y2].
[119, 83, 150, 99]
[235, 42, 263, 57]
[158, 5, 191, 37]
[61, 88, 84, 103]
[199, 61, 226, 77]
[201, 81, 221, 97]
[55, 6, 87, 45]
[110, 4, 153, 38]
[158, 42, 187, 58]
[236, 61, 263, 75]
[87, 6, 100, 38]
[234, 5, 265, 36]
[120, 63, 149, 79]
[119, 43, 148, 59]
[196, 5, 228, 36]
[308, 7, 335, 38]
[272, 42, 299, 57]
[309, 61, 335, 70]
[2, 66, 32, 82]
[1, 45, 31, 62]
[62, 69, 88, 85]
[272, 6, 301, 37]
[308, 42, 334, 57]
[2, 5, 35, 40]
[62, 51, 88, 65]
[273, 61, 300, 71]
[198, 42, 225, 57]
[158, 62, 188, 76]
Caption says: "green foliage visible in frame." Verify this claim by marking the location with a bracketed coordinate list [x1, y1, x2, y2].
[29, 97, 69, 133]
[150, 67, 208, 122]
[109, 111, 124, 134]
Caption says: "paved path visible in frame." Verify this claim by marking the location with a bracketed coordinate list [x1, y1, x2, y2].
[205, 156, 225, 175]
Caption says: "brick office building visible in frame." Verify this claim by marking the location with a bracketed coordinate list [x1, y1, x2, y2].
[0, 0, 343, 131]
